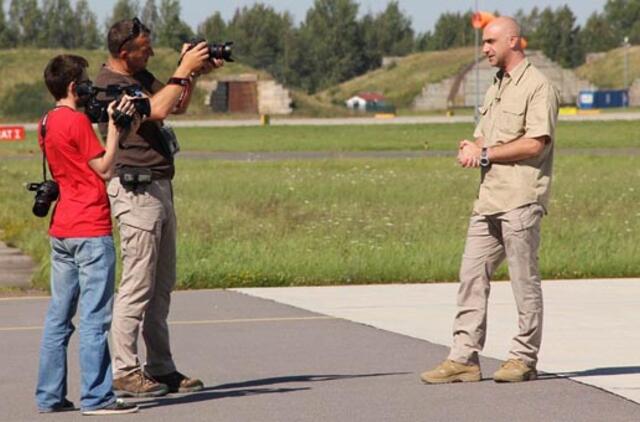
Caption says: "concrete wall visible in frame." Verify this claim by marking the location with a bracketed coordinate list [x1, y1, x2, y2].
[628, 78, 640, 107]
[202, 74, 292, 115]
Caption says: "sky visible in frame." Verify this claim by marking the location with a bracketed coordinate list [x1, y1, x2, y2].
[75, 0, 608, 33]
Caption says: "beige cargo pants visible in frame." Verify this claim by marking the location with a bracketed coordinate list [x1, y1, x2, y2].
[107, 178, 177, 378]
[448, 203, 545, 368]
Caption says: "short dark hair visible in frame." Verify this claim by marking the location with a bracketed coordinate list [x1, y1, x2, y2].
[107, 17, 151, 57]
[43, 55, 89, 101]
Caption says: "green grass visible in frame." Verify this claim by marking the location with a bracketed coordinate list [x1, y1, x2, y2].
[3, 120, 640, 290]
[3, 120, 640, 156]
[3, 154, 640, 289]
[576, 45, 640, 89]
[0, 48, 280, 120]
[314, 47, 476, 108]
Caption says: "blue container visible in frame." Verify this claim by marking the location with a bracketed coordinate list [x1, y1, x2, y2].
[578, 90, 628, 109]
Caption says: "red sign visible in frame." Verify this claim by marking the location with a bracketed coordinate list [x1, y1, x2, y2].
[0, 126, 26, 141]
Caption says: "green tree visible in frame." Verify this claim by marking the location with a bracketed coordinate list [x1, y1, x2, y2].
[514, 7, 540, 39]
[75, 0, 101, 49]
[8, 0, 42, 46]
[0, 0, 10, 47]
[288, 0, 367, 93]
[198, 11, 227, 42]
[581, 12, 618, 52]
[141, 0, 159, 42]
[224, 5, 293, 80]
[424, 11, 474, 51]
[533, 6, 584, 68]
[107, 0, 139, 29]
[361, 1, 414, 68]
[603, 0, 640, 43]
[40, 0, 77, 48]
[156, 0, 193, 50]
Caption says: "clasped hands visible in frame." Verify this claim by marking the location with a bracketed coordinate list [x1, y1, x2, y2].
[457, 140, 481, 168]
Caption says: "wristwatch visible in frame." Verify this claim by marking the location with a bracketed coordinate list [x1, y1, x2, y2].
[479, 147, 490, 167]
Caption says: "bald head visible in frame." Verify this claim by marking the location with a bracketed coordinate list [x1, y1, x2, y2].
[485, 16, 521, 38]
[482, 16, 525, 71]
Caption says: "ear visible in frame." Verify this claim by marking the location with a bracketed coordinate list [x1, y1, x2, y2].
[68, 80, 78, 98]
[509, 36, 520, 50]
[118, 49, 129, 61]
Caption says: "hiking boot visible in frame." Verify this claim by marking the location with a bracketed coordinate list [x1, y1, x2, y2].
[147, 371, 204, 393]
[113, 370, 169, 398]
[39, 398, 75, 413]
[82, 399, 139, 416]
[420, 359, 482, 384]
[493, 359, 537, 382]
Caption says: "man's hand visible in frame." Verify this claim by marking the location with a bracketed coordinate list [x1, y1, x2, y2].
[194, 58, 224, 77]
[457, 139, 481, 168]
[178, 42, 209, 74]
[107, 95, 143, 134]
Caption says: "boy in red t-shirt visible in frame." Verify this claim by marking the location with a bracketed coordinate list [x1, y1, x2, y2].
[34, 55, 139, 416]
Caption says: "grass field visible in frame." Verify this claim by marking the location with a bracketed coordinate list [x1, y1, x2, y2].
[3, 120, 640, 156]
[1, 120, 640, 290]
[576, 45, 640, 89]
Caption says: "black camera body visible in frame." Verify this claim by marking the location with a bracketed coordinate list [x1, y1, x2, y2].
[27, 180, 59, 218]
[78, 82, 150, 129]
[187, 39, 234, 62]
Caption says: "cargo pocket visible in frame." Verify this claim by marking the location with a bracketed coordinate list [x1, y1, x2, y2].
[109, 179, 160, 232]
[504, 204, 544, 232]
[500, 102, 526, 139]
[107, 179, 131, 220]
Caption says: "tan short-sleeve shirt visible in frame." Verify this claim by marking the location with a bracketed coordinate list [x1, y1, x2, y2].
[472, 58, 560, 215]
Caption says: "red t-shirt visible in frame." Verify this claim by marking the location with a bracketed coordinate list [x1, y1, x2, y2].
[37, 106, 112, 238]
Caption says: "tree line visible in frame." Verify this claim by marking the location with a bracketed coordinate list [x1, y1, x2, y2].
[0, 0, 638, 92]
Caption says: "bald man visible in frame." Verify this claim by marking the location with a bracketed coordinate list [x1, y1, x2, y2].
[421, 17, 559, 384]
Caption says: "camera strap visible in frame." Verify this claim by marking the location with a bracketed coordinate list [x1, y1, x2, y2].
[39, 112, 51, 182]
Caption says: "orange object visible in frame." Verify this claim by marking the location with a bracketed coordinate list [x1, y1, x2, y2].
[471, 11, 495, 29]
[520, 37, 528, 49]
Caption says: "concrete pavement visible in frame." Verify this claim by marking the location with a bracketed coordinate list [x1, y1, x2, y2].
[9, 110, 640, 130]
[2, 287, 640, 421]
[237, 279, 640, 405]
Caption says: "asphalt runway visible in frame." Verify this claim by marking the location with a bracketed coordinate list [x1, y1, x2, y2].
[1, 290, 639, 422]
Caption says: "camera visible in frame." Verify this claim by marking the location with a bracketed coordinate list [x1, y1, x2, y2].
[186, 39, 234, 62]
[26, 180, 59, 218]
[77, 82, 150, 129]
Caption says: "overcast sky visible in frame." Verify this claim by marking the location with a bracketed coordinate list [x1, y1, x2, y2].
[76, 1, 608, 33]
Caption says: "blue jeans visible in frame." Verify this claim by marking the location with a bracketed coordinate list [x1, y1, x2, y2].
[35, 236, 117, 412]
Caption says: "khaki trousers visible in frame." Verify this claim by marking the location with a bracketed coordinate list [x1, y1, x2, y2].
[107, 178, 177, 378]
[448, 203, 544, 367]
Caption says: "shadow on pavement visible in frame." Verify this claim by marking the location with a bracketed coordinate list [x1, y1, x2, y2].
[539, 366, 640, 380]
[211, 372, 409, 390]
[137, 372, 408, 409]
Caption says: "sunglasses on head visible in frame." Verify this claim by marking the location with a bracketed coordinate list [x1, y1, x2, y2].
[117, 17, 150, 52]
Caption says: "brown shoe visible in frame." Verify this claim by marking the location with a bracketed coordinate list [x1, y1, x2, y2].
[420, 360, 482, 384]
[113, 370, 169, 398]
[148, 371, 204, 393]
[493, 359, 537, 383]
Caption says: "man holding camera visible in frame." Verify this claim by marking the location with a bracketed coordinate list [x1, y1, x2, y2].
[95, 17, 221, 397]
[35, 55, 139, 415]
[421, 17, 559, 384]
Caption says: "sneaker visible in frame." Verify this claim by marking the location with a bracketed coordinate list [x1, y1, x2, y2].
[493, 359, 537, 382]
[39, 398, 75, 413]
[148, 371, 204, 393]
[82, 399, 139, 416]
[113, 369, 169, 398]
[420, 359, 482, 384]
